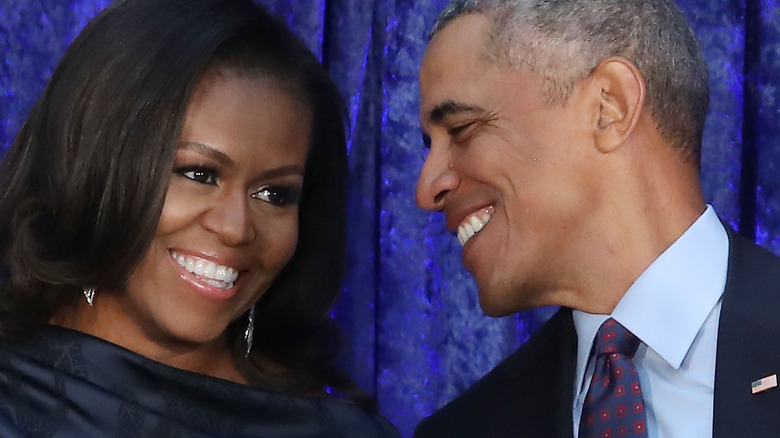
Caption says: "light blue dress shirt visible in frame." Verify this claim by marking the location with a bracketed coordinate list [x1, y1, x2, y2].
[572, 205, 729, 438]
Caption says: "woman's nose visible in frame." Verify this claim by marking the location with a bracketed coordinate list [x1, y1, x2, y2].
[201, 191, 256, 247]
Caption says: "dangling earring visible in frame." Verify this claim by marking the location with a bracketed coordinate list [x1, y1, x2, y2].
[244, 305, 255, 357]
[83, 287, 96, 306]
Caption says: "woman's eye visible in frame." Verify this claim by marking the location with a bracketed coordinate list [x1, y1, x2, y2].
[177, 167, 218, 186]
[252, 186, 302, 207]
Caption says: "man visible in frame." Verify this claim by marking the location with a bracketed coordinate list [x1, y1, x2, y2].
[414, 1, 780, 437]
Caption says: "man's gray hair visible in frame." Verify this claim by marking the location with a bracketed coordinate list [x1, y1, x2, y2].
[430, 0, 710, 163]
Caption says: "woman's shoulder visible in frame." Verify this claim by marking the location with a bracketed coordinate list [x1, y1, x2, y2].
[0, 326, 401, 437]
[313, 396, 401, 438]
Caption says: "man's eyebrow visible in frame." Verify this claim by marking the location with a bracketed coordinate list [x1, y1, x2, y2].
[428, 100, 483, 124]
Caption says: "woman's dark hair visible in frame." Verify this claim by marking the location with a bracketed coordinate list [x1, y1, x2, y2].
[0, 0, 357, 405]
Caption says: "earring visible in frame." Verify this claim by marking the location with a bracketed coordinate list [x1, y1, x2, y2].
[244, 305, 255, 357]
[83, 287, 96, 306]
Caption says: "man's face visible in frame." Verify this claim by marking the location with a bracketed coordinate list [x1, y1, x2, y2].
[416, 14, 603, 316]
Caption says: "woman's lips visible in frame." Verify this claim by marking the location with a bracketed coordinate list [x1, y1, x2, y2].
[170, 250, 240, 300]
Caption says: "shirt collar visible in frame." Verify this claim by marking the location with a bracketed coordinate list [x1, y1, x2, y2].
[574, 205, 728, 378]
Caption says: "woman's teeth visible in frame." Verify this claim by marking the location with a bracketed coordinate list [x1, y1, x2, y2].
[457, 206, 494, 246]
[170, 251, 239, 289]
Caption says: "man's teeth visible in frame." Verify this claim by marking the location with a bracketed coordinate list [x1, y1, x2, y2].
[170, 251, 239, 289]
[457, 206, 494, 246]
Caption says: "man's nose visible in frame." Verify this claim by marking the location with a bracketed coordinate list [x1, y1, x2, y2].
[416, 143, 459, 211]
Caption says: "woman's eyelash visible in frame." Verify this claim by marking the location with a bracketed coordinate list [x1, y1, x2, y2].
[175, 166, 219, 186]
[252, 186, 302, 207]
[173, 166, 301, 206]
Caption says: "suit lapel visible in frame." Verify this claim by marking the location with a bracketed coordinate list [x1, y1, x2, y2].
[500, 308, 577, 438]
[414, 308, 578, 438]
[713, 228, 780, 437]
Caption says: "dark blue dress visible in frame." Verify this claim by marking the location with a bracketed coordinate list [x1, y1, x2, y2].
[0, 326, 400, 437]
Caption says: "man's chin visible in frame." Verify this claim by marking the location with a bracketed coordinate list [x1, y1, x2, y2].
[479, 288, 516, 318]
[476, 284, 535, 317]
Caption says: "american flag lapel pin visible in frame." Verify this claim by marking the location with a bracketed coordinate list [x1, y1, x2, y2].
[751, 374, 778, 394]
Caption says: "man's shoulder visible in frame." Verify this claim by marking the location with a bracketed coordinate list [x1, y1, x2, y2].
[726, 224, 780, 270]
[722, 226, 780, 324]
[414, 308, 576, 438]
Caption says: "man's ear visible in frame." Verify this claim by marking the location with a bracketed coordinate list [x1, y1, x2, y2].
[588, 57, 646, 154]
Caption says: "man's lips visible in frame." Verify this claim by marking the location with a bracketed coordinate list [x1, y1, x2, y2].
[456, 206, 495, 246]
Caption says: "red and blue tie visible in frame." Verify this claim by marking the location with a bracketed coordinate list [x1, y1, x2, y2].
[579, 318, 648, 438]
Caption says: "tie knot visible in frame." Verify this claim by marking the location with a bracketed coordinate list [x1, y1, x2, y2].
[594, 318, 640, 358]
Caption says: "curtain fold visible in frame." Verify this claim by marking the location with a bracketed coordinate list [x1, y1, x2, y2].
[2, 1, 780, 436]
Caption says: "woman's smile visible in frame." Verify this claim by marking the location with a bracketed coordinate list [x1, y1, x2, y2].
[171, 251, 240, 288]
[170, 250, 240, 299]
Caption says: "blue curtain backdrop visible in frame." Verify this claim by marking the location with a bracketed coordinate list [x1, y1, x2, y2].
[1, 0, 779, 436]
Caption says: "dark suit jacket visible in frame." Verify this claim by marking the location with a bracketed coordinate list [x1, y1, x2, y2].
[415, 228, 780, 438]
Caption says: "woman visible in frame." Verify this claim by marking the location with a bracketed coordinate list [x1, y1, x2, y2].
[0, 0, 399, 436]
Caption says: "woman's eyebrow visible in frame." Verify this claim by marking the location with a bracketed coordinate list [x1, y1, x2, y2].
[258, 164, 305, 180]
[178, 142, 305, 179]
[178, 142, 235, 168]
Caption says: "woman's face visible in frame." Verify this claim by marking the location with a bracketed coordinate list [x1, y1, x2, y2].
[92, 72, 312, 357]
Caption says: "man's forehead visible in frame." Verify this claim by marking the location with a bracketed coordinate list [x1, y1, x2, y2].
[424, 13, 491, 64]
[419, 14, 493, 115]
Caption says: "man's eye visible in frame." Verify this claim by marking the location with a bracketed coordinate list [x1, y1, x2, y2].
[422, 133, 432, 149]
[447, 122, 475, 139]
[177, 167, 219, 186]
[251, 186, 302, 207]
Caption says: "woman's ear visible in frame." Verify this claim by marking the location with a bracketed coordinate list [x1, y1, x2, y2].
[588, 57, 646, 154]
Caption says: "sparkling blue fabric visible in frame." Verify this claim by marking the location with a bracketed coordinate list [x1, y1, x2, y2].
[2, 1, 780, 437]
[580, 319, 648, 438]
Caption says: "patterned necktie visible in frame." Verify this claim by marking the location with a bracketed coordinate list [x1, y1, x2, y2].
[579, 318, 648, 438]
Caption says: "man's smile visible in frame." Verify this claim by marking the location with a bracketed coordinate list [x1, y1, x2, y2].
[457, 206, 494, 246]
